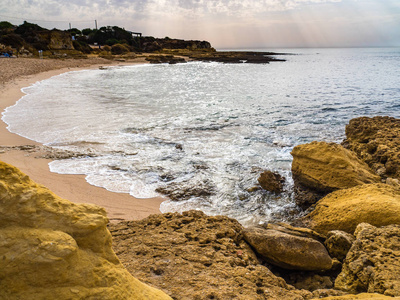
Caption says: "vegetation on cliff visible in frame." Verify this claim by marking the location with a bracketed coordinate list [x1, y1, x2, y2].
[0, 21, 213, 58]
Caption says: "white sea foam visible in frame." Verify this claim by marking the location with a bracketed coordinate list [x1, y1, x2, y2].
[3, 48, 400, 225]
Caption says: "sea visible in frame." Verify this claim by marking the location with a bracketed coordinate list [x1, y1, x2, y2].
[3, 47, 400, 225]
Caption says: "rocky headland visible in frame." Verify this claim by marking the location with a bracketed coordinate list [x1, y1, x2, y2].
[2, 116, 400, 299]
[1, 21, 286, 65]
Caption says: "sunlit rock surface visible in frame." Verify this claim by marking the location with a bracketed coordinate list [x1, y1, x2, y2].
[303, 183, 400, 235]
[0, 161, 171, 300]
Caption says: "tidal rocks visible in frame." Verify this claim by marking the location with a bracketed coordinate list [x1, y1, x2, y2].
[343, 116, 400, 179]
[0, 161, 171, 300]
[258, 170, 286, 193]
[155, 179, 215, 201]
[291, 141, 380, 208]
[145, 55, 186, 64]
[243, 226, 332, 271]
[324, 231, 355, 261]
[109, 211, 311, 300]
[188, 51, 286, 64]
[335, 223, 400, 297]
[303, 183, 400, 235]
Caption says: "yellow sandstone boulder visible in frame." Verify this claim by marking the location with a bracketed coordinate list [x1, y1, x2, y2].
[291, 141, 380, 193]
[0, 161, 171, 300]
[314, 293, 397, 300]
[303, 183, 400, 235]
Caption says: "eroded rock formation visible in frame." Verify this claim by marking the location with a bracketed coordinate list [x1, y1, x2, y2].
[302, 183, 400, 235]
[243, 226, 332, 271]
[258, 170, 286, 194]
[109, 211, 312, 299]
[335, 223, 400, 297]
[291, 141, 380, 208]
[317, 293, 397, 300]
[0, 161, 171, 300]
[324, 231, 355, 261]
[343, 116, 400, 179]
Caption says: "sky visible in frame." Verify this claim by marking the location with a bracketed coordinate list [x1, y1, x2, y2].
[1, 0, 399, 49]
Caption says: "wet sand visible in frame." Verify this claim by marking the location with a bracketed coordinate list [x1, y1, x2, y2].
[0, 57, 164, 222]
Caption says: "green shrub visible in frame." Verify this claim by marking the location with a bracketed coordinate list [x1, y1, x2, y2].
[72, 40, 92, 54]
[111, 43, 130, 55]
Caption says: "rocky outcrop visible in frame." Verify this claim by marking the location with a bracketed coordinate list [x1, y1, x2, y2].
[243, 226, 332, 271]
[258, 170, 286, 193]
[109, 211, 312, 299]
[140, 37, 213, 52]
[303, 183, 400, 235]
[335, 223, 400, 297]
[343, 116, 400, 179]
[315, 293, 397, 299]
[324, 231, 355, 261]
[263, 223, 326, 243]
[291, 141, 381, 208]
[188, 51, 286, 64]
[155, 179, 215, 201]
[145, 54, 186, 64]
[0, 161, 171, 300]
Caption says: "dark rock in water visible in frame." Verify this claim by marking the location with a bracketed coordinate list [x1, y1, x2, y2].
[335, 223, 400, 296]
[342, 116, 400, 180]
[243, 226, 333, 271]
[324, 230, 355, 261]
[145, 55, 186, 64]
[189, 51, 286, 64]
[258, 170, 286, 194]
[155, 179, 215, 201]
[175, 143, 183, 150]
[109, 211, 311, 300]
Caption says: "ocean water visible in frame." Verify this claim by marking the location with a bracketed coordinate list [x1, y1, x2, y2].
[3, 48, 400, 225]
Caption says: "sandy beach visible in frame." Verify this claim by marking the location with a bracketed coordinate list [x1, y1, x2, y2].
[0, 57, 164, 222]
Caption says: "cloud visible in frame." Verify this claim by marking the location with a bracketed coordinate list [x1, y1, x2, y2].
[0, 0, 398, 47]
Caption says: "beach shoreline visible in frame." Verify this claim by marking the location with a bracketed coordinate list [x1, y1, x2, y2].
[0, 57, 164, 222]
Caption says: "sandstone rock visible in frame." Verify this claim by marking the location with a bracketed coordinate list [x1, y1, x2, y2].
[155, 179, 215, 201]
[0, 161, 171, 300]
[291, 141, 380, 208]
[303, 183, 400, 235]
[258, 170, 286, 193]
[263, 222, 326, 243]
[284, 273, 334, 291]
[334, 223, 400, 297]
[343, 116, 400, 179]
[324, 231, 355, 261]
[314, 293, 397, 299]
[243, 226, 332, 271]
[145, 55, 186, 64]
[109, 211, 312, 299]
